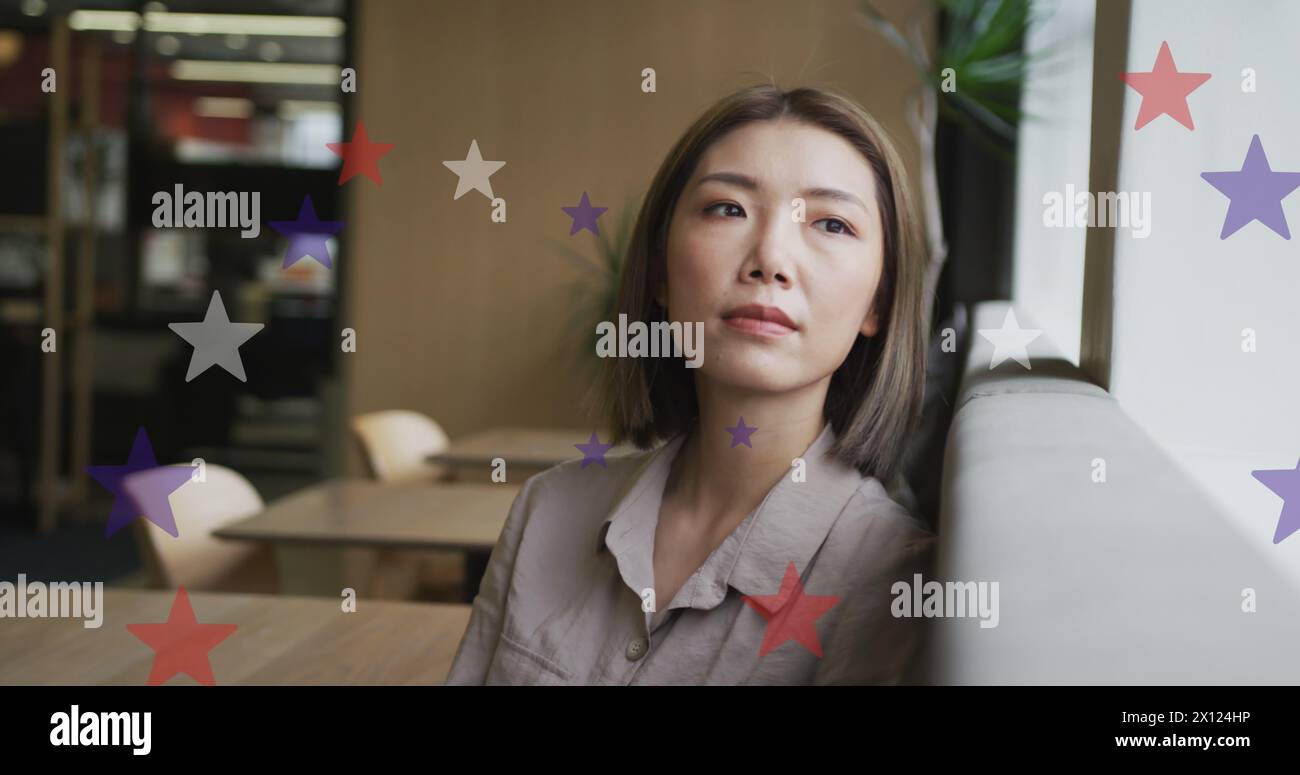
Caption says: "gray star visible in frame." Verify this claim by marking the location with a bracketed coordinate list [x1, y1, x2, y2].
[168, 291, 264, 382]
[442, 139, 505, 200]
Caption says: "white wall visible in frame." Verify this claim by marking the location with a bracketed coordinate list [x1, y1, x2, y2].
[1010, 0, 1095, 364]
[1108, 0, 1300, 580]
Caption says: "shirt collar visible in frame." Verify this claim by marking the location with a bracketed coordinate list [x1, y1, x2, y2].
[595, 422, 865, 611]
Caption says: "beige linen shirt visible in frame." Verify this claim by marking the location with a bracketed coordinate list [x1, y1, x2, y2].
[445, 423, 935, 685]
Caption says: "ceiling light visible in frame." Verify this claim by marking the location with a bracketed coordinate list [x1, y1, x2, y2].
[155, 34, 181, 56]
[0, 32, 22, 68]
[194, 96, 255, 119]
[277, 100, 341, 120]
[258, 41, 283, 62]
[69, 11, 344, 38]
[69, 10, 141, 32]
[170, 60, 338, 85]
[145, 12, 343, 37]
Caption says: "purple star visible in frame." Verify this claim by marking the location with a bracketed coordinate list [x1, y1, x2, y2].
[121, 465, 197, 540]
[1201, 135, 1300, 239]
[561, 191, 608, 236]
[85, 427, 193, 538]
[726, 417, 757, 448]
[575, 432, 614, 468]
[1252, 459, 1300, 544]
[269, 195, 344, 269]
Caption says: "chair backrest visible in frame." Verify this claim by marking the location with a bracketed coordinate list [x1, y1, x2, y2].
[123, 463, 268, 590]
[351, 410, 450, 483]
[918, 301, 1300, 684]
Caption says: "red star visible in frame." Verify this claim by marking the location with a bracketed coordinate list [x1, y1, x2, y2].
[742, 561, 840, 658]
[326, 120, 396, 186]
[126, 587, 237, 686]
[1120, 41, 1211, 130]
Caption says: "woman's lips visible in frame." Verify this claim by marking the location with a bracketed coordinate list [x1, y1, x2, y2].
[724, 316, 796, 336]
[721, 304, 798, 336]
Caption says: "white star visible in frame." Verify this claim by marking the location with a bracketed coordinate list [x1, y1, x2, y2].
[168, 291, 264, 382]
[441, 139, 505, 200]
[978, 308, 1042, 370]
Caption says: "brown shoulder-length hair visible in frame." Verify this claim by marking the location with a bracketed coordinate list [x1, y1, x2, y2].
[592, 84, 929, 486]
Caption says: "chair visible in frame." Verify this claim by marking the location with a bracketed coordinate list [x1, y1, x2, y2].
[350, 410, 463, 600]
[351, 409, 450, 483]
[123, 463, 279, 594]
[916, 302, 1300, 683]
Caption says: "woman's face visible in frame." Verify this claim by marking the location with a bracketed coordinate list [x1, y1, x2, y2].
[660, 118, 886, 395]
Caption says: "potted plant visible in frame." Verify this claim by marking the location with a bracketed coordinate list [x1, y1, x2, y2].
[860, 0, 1046, 323]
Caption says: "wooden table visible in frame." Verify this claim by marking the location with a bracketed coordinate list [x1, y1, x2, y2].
[0, 589, 472, 685]
[428, 426, 634, 474]
[214, 479, 518, 601]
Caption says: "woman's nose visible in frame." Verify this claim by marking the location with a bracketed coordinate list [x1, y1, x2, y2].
[745, 220, 795, 286]
[747, 266, 789, 284]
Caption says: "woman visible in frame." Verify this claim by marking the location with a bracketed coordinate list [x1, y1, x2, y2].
[447, 84, 935, 685]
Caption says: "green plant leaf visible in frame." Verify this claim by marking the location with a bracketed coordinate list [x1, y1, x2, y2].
[550, 195, 639, 376]
[858, 2, 931, 80]
[862, 0, 1048, 142]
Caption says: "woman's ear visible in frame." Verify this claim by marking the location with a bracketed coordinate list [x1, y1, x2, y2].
[860, 307, 880, 338]
[654, 281, 668, 309]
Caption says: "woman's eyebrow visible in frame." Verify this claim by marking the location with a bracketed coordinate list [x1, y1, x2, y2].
[800, 186, 871, 214]
[694, 171, 759, 191]
[694, 171, 870, 213]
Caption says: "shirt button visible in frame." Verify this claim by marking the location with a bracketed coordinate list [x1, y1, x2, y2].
[625, 636, 648, 661]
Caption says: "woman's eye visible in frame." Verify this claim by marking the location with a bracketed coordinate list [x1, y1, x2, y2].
[705, 202, 746, 218]
[813, 217, 856, 237]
